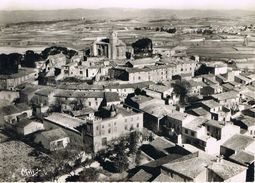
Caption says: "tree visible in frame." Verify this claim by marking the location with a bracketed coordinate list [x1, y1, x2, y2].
[0, 53, 21, 74]
[27, 144, 84, 181]
[129, 131, 140, 154]
[112, 140, 129, 173]
[229, 102, 239, 114]
[172, 80, 191, 105]
[135, 149, 142, 166]
[51, 97, 65, 112]
[78, 168, 99, 182]
[22, 50, 42, 68]
[26, 155, 57, 181]
[65, 174, 79, 182]
[132, 38, 153, 56]
[71, 99, 84, 111]
[195, 64, 211, 76]
[41, 46, 78, 60]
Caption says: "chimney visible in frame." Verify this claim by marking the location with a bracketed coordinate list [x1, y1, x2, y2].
[219, 155, 224, 163]
[216, 155, 224, 163]
[177, 134, 182, 145]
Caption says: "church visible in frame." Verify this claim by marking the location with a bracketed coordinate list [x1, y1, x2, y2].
[91, 31, 127, 60]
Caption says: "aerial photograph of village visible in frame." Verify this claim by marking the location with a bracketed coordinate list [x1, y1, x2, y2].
[0, 0, 254, 182]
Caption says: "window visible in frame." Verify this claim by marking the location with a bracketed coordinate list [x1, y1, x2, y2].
[96, 126, 99, 131]
[216, 129, 220, 135]
[102, 137, 107, 146]
[191, 132, 195, 136]
[137, 123, 139, 128]
[114, 122, 116, 126]
[125, 125, 128, 130]
[130, 125, 134, 131]
[88, 101, 91, 106]
[80, 71, 83, 74]
[86, 125, 91, 133]
[108, 129, 111, 134]
[138, 76, 141, 80]
[207, 126, 210, 131]
[185, 129, 188, 134]
[102, 125, 104, 129]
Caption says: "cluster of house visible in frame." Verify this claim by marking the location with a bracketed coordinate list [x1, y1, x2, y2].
[0, 30, 254, 182]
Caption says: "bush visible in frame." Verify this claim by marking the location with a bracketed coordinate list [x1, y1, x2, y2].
[78, 168, 99, 181]
[66, 175, 79, 182]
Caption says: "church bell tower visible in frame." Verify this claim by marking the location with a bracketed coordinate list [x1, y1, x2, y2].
[109, 31, 118, 60]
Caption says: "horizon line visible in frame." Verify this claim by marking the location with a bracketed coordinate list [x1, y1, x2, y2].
[1, 7, 255, 11]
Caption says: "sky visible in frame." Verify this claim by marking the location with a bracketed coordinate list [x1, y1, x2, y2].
[1, 0, 255, 10]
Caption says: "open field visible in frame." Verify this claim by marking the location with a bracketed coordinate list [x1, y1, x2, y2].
[0, 9, 255, 52]
[235, 61, 255, 71]
[187, 46, 255, 59]
[0, 9, 255, 72]
[0, 46, 47, 54]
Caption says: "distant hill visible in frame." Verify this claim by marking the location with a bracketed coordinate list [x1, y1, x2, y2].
[0, 8, 255, 25]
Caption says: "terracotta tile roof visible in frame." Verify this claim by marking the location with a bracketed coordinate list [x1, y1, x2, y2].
[40, 128, 68, 142]
[208, 159, 247, 180]
[129, 169, 152, 182]
[229, 150, 254, 165]
[1, 103, 30, 115]
[222, 134, 255, 151]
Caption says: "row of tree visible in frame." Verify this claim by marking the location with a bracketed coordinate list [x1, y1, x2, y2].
[134, 26, 177, 34]
[155, 27, 177, 33]
[0, 46, 78, 74]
